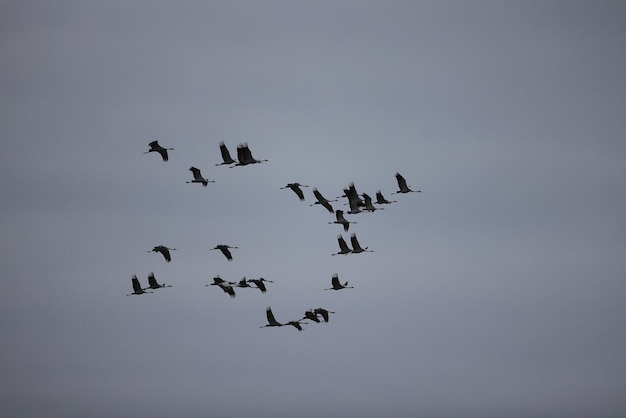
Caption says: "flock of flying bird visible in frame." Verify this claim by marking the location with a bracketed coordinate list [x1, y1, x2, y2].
[129, 140, 420, 330]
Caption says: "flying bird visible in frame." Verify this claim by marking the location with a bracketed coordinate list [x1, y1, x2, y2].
[350, 233, 373, 254]
[127, 275, 152, 296]
[236, 277, 253, 288]
[215, 141, 236, 166]
[392, 172, 421, 194]
[205, 275, 235, 286]
[210, 244, 238, 261]
[310, 188, 336, 213]
[314, 308, 336, 323]
[361, 193, 383, 212]
[205, 275, 236, 298]
[325, 273, 353, 290]
[328, 210, 357, 232]
[341, 183, 365, 214]
[146, 272, 172, 289]
[260, 307, 283, 328]
[280, 183, 309, 201]
[233, 143, 268, 166]
[375, 190, 396, 204]
[285, 320, 307, 331]
[144, 140, 174, 162]
[147, 245, 177, 262]
[248, 278, 274, 293]
[302, 309, 322, 323]
[186, 167, 215, 187]
[217, 282, 236, 298]
[332, 234, 352, 256]
[338, 182, 365, 212]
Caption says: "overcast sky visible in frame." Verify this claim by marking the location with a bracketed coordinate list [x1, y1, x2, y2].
[1, 1, 625, 417]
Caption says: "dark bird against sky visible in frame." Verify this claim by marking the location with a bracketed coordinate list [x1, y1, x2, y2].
[393, 172, 421, 194]
[186, 167, 215, 187]
[281, 183, 309, 201]
[215, 141, 236, 166]
[310, 187, 336, 213]
[260, 307, 283, 328]
[248, 278, 274, 293]
[144, 140, 174, 162]
[325, 273, 353, 291]
[350, 233, 373, 254]
[146, 272, 172, 289]
[147, 245, 177, 262]
[210, 244, 238, 261]
[332, 234, 352, 256]
[127, 275, 153, 296]
[234, 143, 268, 166]
[328, 210, 357, 232]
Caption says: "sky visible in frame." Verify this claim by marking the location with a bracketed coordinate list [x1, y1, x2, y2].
[1, 1, 625, 417]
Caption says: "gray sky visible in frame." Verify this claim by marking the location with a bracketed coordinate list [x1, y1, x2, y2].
[1, 1, 625, 417]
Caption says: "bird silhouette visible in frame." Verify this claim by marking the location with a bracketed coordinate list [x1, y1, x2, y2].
[332, 234, 352, 256]
[325, 273, 353, 290]
[186, 167, 215, 187]
[310, 188, 336, 213]
[375, 190, 397, 204]
[248, 278, 274, 293]
[260, 307, 283, 328]
[302, 309, 322, 323]
[147, 245, 177, 262]
[328, 210, 357, 232]
[281, 183, 309, 201]
[235, 277, 253, 288]
[215, 141, 236, 166]
[339, 182, 365, 212]
[127, 275, 153, 296]
[314, 308, 335, 323]
[233, 143, 268, 166]
[205, 275, 236, 298]
[361, 193, 383, 212]
[285, 320, 307, 331]
[144, 140, 174, 162]
[146, 272, 172, 289]
[210, 244, 238, 261]
[350, 233, 373, 254]
[392, 172, 421, 194]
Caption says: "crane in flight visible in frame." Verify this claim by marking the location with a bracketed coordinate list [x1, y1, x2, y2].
[375, 190, 396, 204]
[350, 233, 373, 254]
[148, 245, 177, 262]
[248, 278, 274, 293]
[313, 307, 336, 323]
[361, 193, 383, 212]
[331, 234, 352, 256]
[127, 275, 153, 296]
[186, 167, 215, 187]
[302, 308, 335, 323]
[144, 140, 174, 162]
[285, 320, 307, 331]
[235, 277, 254, 288]
[233, 143, 268, 166]
[325, 273, 353, 290]
[215, 141, 236, 166]
[205, 275, 236, 298]
[260, 307, 283, 328]
[328, 210, 357, 232]
[310, 188, 336, 213]
[146, 272, 172, 289]
[302, 309, 322, 323]
[392, 172, 421, 194]
[338, 182, 365, 213]
[210, 244, 238, 261]
[280, 183, 309, 201]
